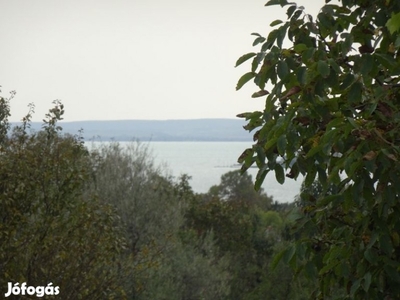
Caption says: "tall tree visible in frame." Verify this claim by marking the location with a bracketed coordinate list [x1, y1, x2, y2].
[87, 142, 230, 299]
[236, 0, 400, 298]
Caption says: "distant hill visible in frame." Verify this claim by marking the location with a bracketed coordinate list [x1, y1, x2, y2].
[11, 119, 253, 142]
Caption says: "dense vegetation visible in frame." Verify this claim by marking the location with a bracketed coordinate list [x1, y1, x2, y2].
[237, 0, 400, 298]
[0, 92, 310, 299]
[5, 1, 399, 298]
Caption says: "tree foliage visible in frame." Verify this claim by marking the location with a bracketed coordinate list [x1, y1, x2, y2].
[237, 0, 400, 298]
[208, 170, 272, 208]
[186, 171, 311, 299]
[0, 97, 126, 299]
[86, 142, 230, 299]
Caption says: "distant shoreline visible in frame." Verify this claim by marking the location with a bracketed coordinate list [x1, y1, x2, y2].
[11, 118, 253, 142]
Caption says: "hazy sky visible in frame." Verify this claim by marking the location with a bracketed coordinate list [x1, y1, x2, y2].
[1, 0, 323, 122]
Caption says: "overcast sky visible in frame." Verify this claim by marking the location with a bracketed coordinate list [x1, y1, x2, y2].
[1, 0, 323, 122]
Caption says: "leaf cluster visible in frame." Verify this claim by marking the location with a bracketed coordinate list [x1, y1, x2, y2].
[237, 0, 400, 298]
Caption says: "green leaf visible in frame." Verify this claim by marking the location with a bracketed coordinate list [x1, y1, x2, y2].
[270, 19, 283, 27]
[341, 73, 355, 90]
[277, 60, 289, 79]
[362, 272, 372, 292]
[238, 148, 254, 164]
[305, 167, 317, 187]
[271, 249, 285, 270]
[347, 81, 363, 103]
[265, 0, 285, 6]
[302, 47, 315, 63]
[318, 11, 333, 31]
[264, 138, 278, 154]
[367, 232, 379, 249]
[304, 261, 317, 279]
[277, 135, 286, 155]
[275, 163, 285, 184]
[319, 260, 340, 275]
[380, 234, 393, 255]
[306, 143, 322, 158]
[317, 60, 330, 78]
[347, 117, 359, 128]
[384, 265, 400, 282]
[341, 33, 354, 56]
[283, 244, 296, 264]
[364, 248, 378, 265]
[236, 112, 259, 120]
[255, 169, 268, 190]
[277, 24, 288, 48]
[326, 118, 344, 130]
[386, 12, 400, 34]
[375, 53, 397, 69]
[236, 72, 256, 90]
[286, 5, 297, 18]
[235, 52, 257, 67]
[253, 36, 266, 46]
[294, 43, 308, 53]
[360, 54, 374, 77]
[297, 66, 307, 86]
[350, 279, 361, 297]
[328, 58, 341, 73]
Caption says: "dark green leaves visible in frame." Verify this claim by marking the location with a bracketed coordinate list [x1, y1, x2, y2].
[347, 81, 363, 103]
[277, 135, 287, 155]
[317, 60, 330, 78]
[277, 60, 289, 80]
[364, 248, 378, 265]
[341, 33, 354, 57]
[297, 66, 307, 86]
[276, 23, 289, 48]
[236, 1, 400, 298]
[265, 0, 289, 7]
[384, 265, 400, 282]
[270, 19, 284, 27]
[275, 163, 285, 184]
[235, 53, 257, 67]
[253, 36, 266, 46]
[359, 54, 374, 78]
[236, 72, 256, 90]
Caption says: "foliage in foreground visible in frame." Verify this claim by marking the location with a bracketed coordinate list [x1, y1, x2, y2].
[0, 98, 126, 299]
[237, 0, 400, 298]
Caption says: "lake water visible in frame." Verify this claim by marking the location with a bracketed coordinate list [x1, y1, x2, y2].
[149, 142, 301, 202]
[88, 141, 302, 203]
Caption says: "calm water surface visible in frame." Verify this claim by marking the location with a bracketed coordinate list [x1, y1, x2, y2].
[147, 142, 301, 203]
